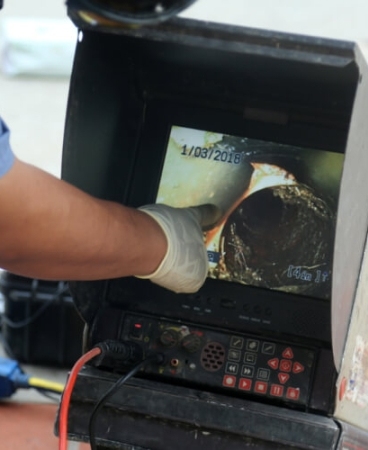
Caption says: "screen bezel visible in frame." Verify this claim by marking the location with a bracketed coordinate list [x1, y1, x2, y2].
[124, 99, 345, 343]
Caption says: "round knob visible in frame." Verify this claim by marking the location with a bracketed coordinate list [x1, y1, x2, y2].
[181, 334, 202, 353]
[160, 329, 179, 348]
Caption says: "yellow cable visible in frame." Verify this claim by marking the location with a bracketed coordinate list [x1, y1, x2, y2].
[28, 377, 64, 394]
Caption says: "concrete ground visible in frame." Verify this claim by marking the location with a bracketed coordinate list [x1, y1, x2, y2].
[0, 0, 367, 449]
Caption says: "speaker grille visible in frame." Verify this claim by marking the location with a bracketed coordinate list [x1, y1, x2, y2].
[200, 342, 226, 372]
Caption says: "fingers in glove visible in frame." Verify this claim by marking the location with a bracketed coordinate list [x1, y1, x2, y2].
[189, 204, 222, 231]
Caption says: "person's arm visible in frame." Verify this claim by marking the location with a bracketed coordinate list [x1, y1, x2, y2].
[0, 158, 220, 293]
[0, 158, 168, 281]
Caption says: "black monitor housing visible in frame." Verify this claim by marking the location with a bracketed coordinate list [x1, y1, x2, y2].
[59, 13, 368, 450]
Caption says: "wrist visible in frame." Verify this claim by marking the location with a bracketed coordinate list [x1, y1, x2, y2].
[134, 208, 168, 276]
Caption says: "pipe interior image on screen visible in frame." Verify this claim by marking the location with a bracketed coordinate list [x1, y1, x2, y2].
[156, 126, 344, 300]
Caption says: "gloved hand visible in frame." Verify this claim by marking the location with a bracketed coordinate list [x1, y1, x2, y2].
[137, 204, 221, 293]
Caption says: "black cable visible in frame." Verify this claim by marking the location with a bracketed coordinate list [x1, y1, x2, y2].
[1, 300, 56, 329]
[88, 354, 159, 450]
[33, 388, 61, 403]
[0, 281, 68, 329]
[0, 279, 67, 402]
[0, 331, 62, 402]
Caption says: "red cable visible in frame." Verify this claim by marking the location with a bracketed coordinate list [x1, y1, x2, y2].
[58, 347, 102, 450]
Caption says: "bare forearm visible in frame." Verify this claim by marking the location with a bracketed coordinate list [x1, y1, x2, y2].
[0, 159, 167, 280]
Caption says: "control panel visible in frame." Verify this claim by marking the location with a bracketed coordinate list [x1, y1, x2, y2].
[111, 278, 332, 343]
[121, 314, 316, 407]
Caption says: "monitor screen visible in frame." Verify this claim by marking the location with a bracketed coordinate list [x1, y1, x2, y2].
[156, 126, 344, 300]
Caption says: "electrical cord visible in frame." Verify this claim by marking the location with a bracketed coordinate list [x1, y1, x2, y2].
[0, 356, 65, 399]
[1, 300, 56, 329]
[28, 376, 64, 394]
[0, 281, 69, 329]
[0, 333, 61, 402]
[58, 347, 102, 450]
[58, 340, 163, 450]
[88, 353, 161, 450]
[0, 280, 69, 401]
[34, 388, 61, 403]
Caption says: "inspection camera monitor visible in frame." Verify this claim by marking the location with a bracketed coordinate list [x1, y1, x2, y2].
[157, 126, 342, 300]
[60, 13, 368, 450]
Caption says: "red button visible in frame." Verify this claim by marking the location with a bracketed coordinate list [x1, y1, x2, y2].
[239, 378, 252, 391]
[270, 384, 284, 397]
[268, 358, 279, 370]
[280, 359, 292, 372]
[286, 387, 300, 400]
[278, 373, 290, 384]
[292, 362, 305, 374]
[254, 381, 268, 394]
[223, 375, 236, 388]
[282, 347, 294, 359]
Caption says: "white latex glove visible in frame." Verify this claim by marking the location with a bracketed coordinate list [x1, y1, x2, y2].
[137, 204, 221, 294]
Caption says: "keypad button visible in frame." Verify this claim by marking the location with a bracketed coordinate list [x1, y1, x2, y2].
[244, 352, 257, 364]
[282, 347, 294, 359]
[246, 339, 260, 352]
[228, 349, 241, 362]
[254, 381, 268, 394]
[280, 359, 292, 372]
[292, 362, 305, 374]
[268, 358, 279, 370]
[241, 365, 255, 378]
[257, 368, 270, 381]
[262, 342, 276, 355]
[225, 362, 239, 375]
[230, 336, 244, 349]
[222, 375, 236, 388]
[270, 384, 284, 397]
[286, 387, 301, 400]
[239, 378, 252, 391]
[278, 373, 290, 384]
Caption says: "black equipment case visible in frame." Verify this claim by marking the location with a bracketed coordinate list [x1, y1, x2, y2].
[57, 10, 368, 450]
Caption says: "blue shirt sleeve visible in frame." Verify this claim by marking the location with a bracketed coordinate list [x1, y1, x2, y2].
[0, 117, 15, 178]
